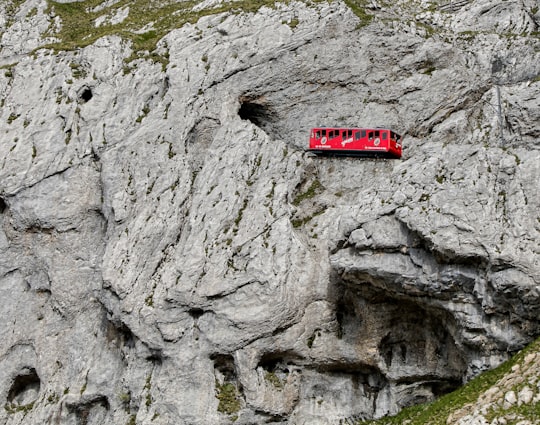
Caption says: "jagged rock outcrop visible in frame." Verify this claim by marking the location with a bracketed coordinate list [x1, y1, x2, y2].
[0, 0, 539, 424]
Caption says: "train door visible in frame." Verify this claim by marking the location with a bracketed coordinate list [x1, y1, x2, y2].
[380, 130, 388, 150]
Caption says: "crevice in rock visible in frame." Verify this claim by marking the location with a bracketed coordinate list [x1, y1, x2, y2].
[315, 362, 384, 380]
[432, 250, 488, 269]
[254, 410, 287, 422]
[391, 216, 489, 269]
[259, 351, 303, 370]
[399, 376, 463, 398]
[439, 0, 472, 13]
[212, 354, 237, 383]
[0, 197, 6, 214]
[145, 349, 164, 365]
[65, 394, 110, 425]
[104, 318, 136, 351]
[7, 367, 41, 406]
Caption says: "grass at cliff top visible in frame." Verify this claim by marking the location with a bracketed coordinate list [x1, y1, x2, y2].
[46, 0, 268, 52]
[43, 0, 371, 53]
[362, 336, 540, 425]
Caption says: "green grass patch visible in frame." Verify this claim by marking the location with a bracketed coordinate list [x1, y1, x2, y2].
[41, 0, 312, 57]
[341, 0, 373, 28]
[361, 337, 540, 425]
[292, 179, 323, 206]
[216, 381, 241, 416]
[265, 371, 284, 389]
[233, 198, 249, 232]
[4, 401, 35, 415]
[291, 207, 325, 227]
[32, 0, 343, 60]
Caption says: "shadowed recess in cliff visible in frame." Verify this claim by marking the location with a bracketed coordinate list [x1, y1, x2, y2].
[65, 394, 110, 425]
[212, 354, 245, 418]
[104, 317, 136, 351]
[258, 351, 304, 375]
[330, 281, 467, 411]
[185, 117, 221, 171]
[79, 87, 93, 103]
[7, 367, 40, 407]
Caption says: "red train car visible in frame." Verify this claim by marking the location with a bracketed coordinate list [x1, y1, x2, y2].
[308, 127, 403, 159]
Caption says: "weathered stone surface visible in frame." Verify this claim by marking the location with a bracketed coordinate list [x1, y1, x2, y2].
[0, 0, 539, 424]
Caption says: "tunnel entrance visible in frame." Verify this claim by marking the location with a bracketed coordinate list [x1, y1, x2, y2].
[238, 95, 279, 137]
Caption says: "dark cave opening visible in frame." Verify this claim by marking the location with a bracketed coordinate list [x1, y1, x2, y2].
[238, 96, 277, 133]
[0, 197, 6, 214]
[8, 368, 41, 405]
[79, 87, 93, 103]
[258, 351, 304, 373]
[188, 308, 205, 320]
[212, 354, 237, 382]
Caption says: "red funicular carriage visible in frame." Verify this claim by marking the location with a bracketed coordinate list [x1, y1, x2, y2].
[308, 127, 403, 159]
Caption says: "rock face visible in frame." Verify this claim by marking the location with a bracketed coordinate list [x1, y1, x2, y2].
[0, 0, 539, 424]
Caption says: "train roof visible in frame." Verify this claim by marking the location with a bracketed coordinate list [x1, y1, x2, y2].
[311, 126, 402, 134]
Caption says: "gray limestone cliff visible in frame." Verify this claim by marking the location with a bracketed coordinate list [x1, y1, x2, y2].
[0, 0, 539, 424]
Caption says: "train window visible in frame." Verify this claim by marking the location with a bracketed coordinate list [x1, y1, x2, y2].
[382, 132, 388, 140]
[368, 132, 373, 139]
[374, 130, 380, 137]
[361, 130, 366, 138]
[354, 131, 361, 140]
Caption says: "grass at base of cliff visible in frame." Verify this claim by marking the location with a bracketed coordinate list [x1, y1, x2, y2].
[361, 337, 540, 425]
